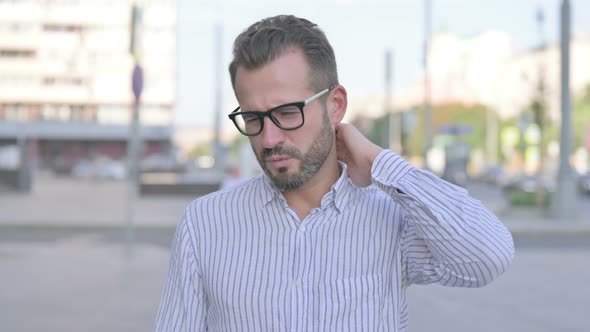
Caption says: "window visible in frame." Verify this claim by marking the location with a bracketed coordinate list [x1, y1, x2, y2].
[43, 23, 83, 33]
[0, 49, 35, 58]
[3, 104, 27, 122]
[42, 76, 85, 86]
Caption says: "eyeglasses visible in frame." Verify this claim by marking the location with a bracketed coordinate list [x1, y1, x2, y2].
[228, 85, 335, 136]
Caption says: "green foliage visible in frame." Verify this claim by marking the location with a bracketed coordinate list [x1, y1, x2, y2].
[353, 83, 590, 161]
[187, 142, 211, 158]
[187, 135, 250, 164]
[357, 103, 498, 158]
[438, 103, 489, 148]
[362, 113, 389, 148]
[573, 84, 590, 149]
[405, 108, 425, 156]
[508, 189, 551, 207]
[511, 83, 590, 152]
[230, 135, 249, 155]
[404, 103, 493, 156]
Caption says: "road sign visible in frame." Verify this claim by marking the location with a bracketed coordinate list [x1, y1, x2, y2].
[132, 63, 143, 101]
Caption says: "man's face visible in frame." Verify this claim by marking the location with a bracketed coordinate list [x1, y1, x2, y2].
[233, 49, 334, 191]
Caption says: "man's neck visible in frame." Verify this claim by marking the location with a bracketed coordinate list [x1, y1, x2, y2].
[283, 159, 341, 221]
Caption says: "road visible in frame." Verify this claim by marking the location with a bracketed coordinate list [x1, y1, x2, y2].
[0, 227, 588, 332]
[1, 177, 588, 331]
[408, 245, 590, 332]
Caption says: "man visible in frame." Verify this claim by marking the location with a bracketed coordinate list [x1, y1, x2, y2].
[155, 15, 514, 331]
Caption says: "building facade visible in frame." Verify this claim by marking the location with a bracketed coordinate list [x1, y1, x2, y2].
[0, 0, 176, 173]
[393, 31, 590, 120]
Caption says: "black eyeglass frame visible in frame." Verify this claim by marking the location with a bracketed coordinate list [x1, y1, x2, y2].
[228, 85, 336, 136]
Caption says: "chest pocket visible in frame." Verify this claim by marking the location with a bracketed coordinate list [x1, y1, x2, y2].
[315, 273, 384, 330]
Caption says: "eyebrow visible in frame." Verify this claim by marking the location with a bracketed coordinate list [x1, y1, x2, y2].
[241, 100, 302, 113]
[237, 86, 334, 113]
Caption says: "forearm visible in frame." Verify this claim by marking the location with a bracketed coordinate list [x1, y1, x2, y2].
[371, 150, 514, 286]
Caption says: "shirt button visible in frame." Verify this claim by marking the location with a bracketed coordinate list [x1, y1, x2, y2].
[299, 225, 306, 233]
[295, 280, 302, 287]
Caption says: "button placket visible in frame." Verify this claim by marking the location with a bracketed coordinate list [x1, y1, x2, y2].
[299, 224, 306, 233]
[291, 219, 309, 330]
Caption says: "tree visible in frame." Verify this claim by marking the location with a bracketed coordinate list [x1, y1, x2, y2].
[355, 103, 495, 170]
[404, 103, 491, 157]
[573, 84, 590, 150]
[530, 69, 549, 208]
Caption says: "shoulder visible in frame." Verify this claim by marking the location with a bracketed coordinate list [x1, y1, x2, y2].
[349, 184, 405, 218]
[183, 175, 263, 218]
[178, 176, 265, 244]
[356, 183, 395, 203]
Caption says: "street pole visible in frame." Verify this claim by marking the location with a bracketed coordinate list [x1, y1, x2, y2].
[126, 4, 144, 255]
[534, 6, 547, 209]
[423, 0, 433, 169]
[385, 50, 401, 153]
[127, 64, 142, 250]
[213, 22, 225, 172]
[550, 0, 577, 219]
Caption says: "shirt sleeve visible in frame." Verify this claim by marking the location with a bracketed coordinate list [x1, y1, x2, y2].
[371, 149, 514, 288]
[155, 207, 208, 331]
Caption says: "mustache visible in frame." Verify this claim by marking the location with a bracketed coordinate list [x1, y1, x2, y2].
[260, 146, 303, 160]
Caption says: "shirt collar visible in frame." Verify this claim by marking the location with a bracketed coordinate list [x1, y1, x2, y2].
[260, 174, 280, 206]
[259, 161, 356, 213]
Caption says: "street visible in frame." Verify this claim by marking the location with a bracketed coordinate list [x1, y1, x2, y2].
[408, 246, 590, 332]
[1, 0, 589, 330]
[0, 233, 168, 332]
[1, 176, 589, 331]
[0, 227, 589, 332]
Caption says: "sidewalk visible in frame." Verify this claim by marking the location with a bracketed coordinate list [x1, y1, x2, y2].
[499, 207, 590, 236]
[1, 174, 588, 236]
[0, 174, 192, 229]
[2, 176, 587, 332]
[0, 227, 169, 332]
[466, 181, 590, 236]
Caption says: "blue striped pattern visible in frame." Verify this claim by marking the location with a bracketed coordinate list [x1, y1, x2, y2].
[155, 150, 514, 331]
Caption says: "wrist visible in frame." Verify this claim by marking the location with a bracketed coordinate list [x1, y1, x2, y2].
[367, 145, 384, 166]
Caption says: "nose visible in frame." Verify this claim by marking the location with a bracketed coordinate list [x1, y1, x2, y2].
[259, 116, 285, 149]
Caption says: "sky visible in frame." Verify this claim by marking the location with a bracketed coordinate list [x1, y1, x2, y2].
[175, 0, 590, 130]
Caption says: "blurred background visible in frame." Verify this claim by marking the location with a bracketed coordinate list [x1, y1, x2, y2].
[0, 0, 589, 331]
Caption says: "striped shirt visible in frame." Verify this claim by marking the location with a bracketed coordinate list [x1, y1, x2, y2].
[155, 150, 514, 331]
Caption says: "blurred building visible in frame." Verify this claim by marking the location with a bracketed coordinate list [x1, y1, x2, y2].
[173, 126, 214, 158]
[0, 0, 175, 173]
[491, 35, 590, 121]
[394, 31, 590, 120]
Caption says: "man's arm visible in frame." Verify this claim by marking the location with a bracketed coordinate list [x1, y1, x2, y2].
[155, 210, 208, 331]
[336, 123, 514, 288]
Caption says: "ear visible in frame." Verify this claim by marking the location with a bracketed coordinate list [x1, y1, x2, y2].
[327, 85, 347, 126]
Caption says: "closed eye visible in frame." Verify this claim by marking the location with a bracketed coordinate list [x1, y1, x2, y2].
[241, 113, 259, 123]
[272, 106, 300, 118]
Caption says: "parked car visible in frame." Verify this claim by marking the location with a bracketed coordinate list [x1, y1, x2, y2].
[140, 154, 186, 173]
[0, 145, 19, 170]
[476, 166, 510, 187]
[71, 158, 126, 180]
[503, 174, 555, 193]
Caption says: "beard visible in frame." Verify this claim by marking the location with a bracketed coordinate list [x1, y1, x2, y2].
[254, 112, 333, 192]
